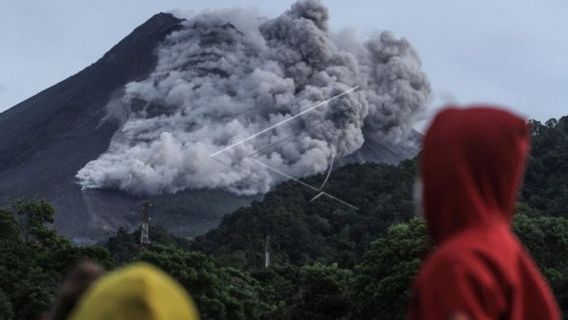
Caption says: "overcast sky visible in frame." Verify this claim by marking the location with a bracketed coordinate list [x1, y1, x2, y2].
[1, 0, 566, 123]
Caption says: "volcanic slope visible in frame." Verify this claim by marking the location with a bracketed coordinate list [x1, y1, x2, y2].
[0, 12, 421, 242]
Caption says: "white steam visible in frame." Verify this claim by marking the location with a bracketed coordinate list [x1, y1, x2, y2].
[76, 0, 430, 196]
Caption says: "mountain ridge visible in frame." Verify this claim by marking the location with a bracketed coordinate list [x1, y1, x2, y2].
[0, 12, 422, 242]
[0, 13, 186, 240]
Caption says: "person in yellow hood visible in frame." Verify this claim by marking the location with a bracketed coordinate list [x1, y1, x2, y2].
[69, 262, 199, 320]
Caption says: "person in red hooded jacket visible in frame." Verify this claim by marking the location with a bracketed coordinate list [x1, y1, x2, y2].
[407, 106, 561, 320]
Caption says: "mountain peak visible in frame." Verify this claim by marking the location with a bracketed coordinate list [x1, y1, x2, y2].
[100, 13, 182, 65]
[0, 12, 185, 240]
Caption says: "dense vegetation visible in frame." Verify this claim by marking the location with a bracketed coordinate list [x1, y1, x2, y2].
[192, 159, 418, 270]
[0, 115, 567, 320]
[522, 117, 568, 215]
[0, 201, 111, 320]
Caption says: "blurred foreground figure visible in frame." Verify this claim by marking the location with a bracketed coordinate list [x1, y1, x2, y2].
[69, 263, 199, 320]
[408, 106, 561, 320]
[47, 261, 105, 320]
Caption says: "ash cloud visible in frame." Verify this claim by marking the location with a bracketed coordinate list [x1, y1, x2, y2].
[76, 0, 431, 196]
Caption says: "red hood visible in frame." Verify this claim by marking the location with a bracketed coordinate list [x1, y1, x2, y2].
[421, 106, 530, 243]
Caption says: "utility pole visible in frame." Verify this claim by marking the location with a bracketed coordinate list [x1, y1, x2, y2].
[140, 202, 152, 247]
[264, 235, 271, 268]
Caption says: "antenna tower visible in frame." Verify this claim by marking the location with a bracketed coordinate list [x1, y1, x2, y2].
[264, 235, 271, 268]
[140, 202, 152, 247]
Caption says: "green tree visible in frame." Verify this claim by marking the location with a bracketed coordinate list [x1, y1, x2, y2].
[522, 117, 568, 215]
[353, 218, 429, 320]
[138, 245, 272, 320]
[0, 289, 13, 320]
[0, 209, 19, 242]
[106, 226, 140, 264]
[289, 264, 353, 320]
[0, 201, 112, 319]
[513, 213, 568, 314]
[15, 200, 56, 244]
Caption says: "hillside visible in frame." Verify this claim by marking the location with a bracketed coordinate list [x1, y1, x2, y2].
[522, 116, 568, 215]
[192, 115, 568, 270]
[0, 13, 183, 239]
[0, 13, 262, 241]
[192, 160, 417, 269]
[0, 9, 423, 242]
[184, 114, 568, 318]
[1, 114, 567, 319]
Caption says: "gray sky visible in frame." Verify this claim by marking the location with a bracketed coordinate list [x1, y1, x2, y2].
[1, 0, 567, 123]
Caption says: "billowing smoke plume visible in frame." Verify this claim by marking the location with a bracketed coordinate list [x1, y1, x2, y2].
[76, 0, 430, 196]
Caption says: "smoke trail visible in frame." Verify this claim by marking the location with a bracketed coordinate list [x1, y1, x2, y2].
[76, 0, 430, 196]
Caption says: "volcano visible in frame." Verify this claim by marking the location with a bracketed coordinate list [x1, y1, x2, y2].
[0, 12, 423, 242]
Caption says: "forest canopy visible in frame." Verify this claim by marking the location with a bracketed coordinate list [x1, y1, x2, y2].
[1, 115, 567, 320]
